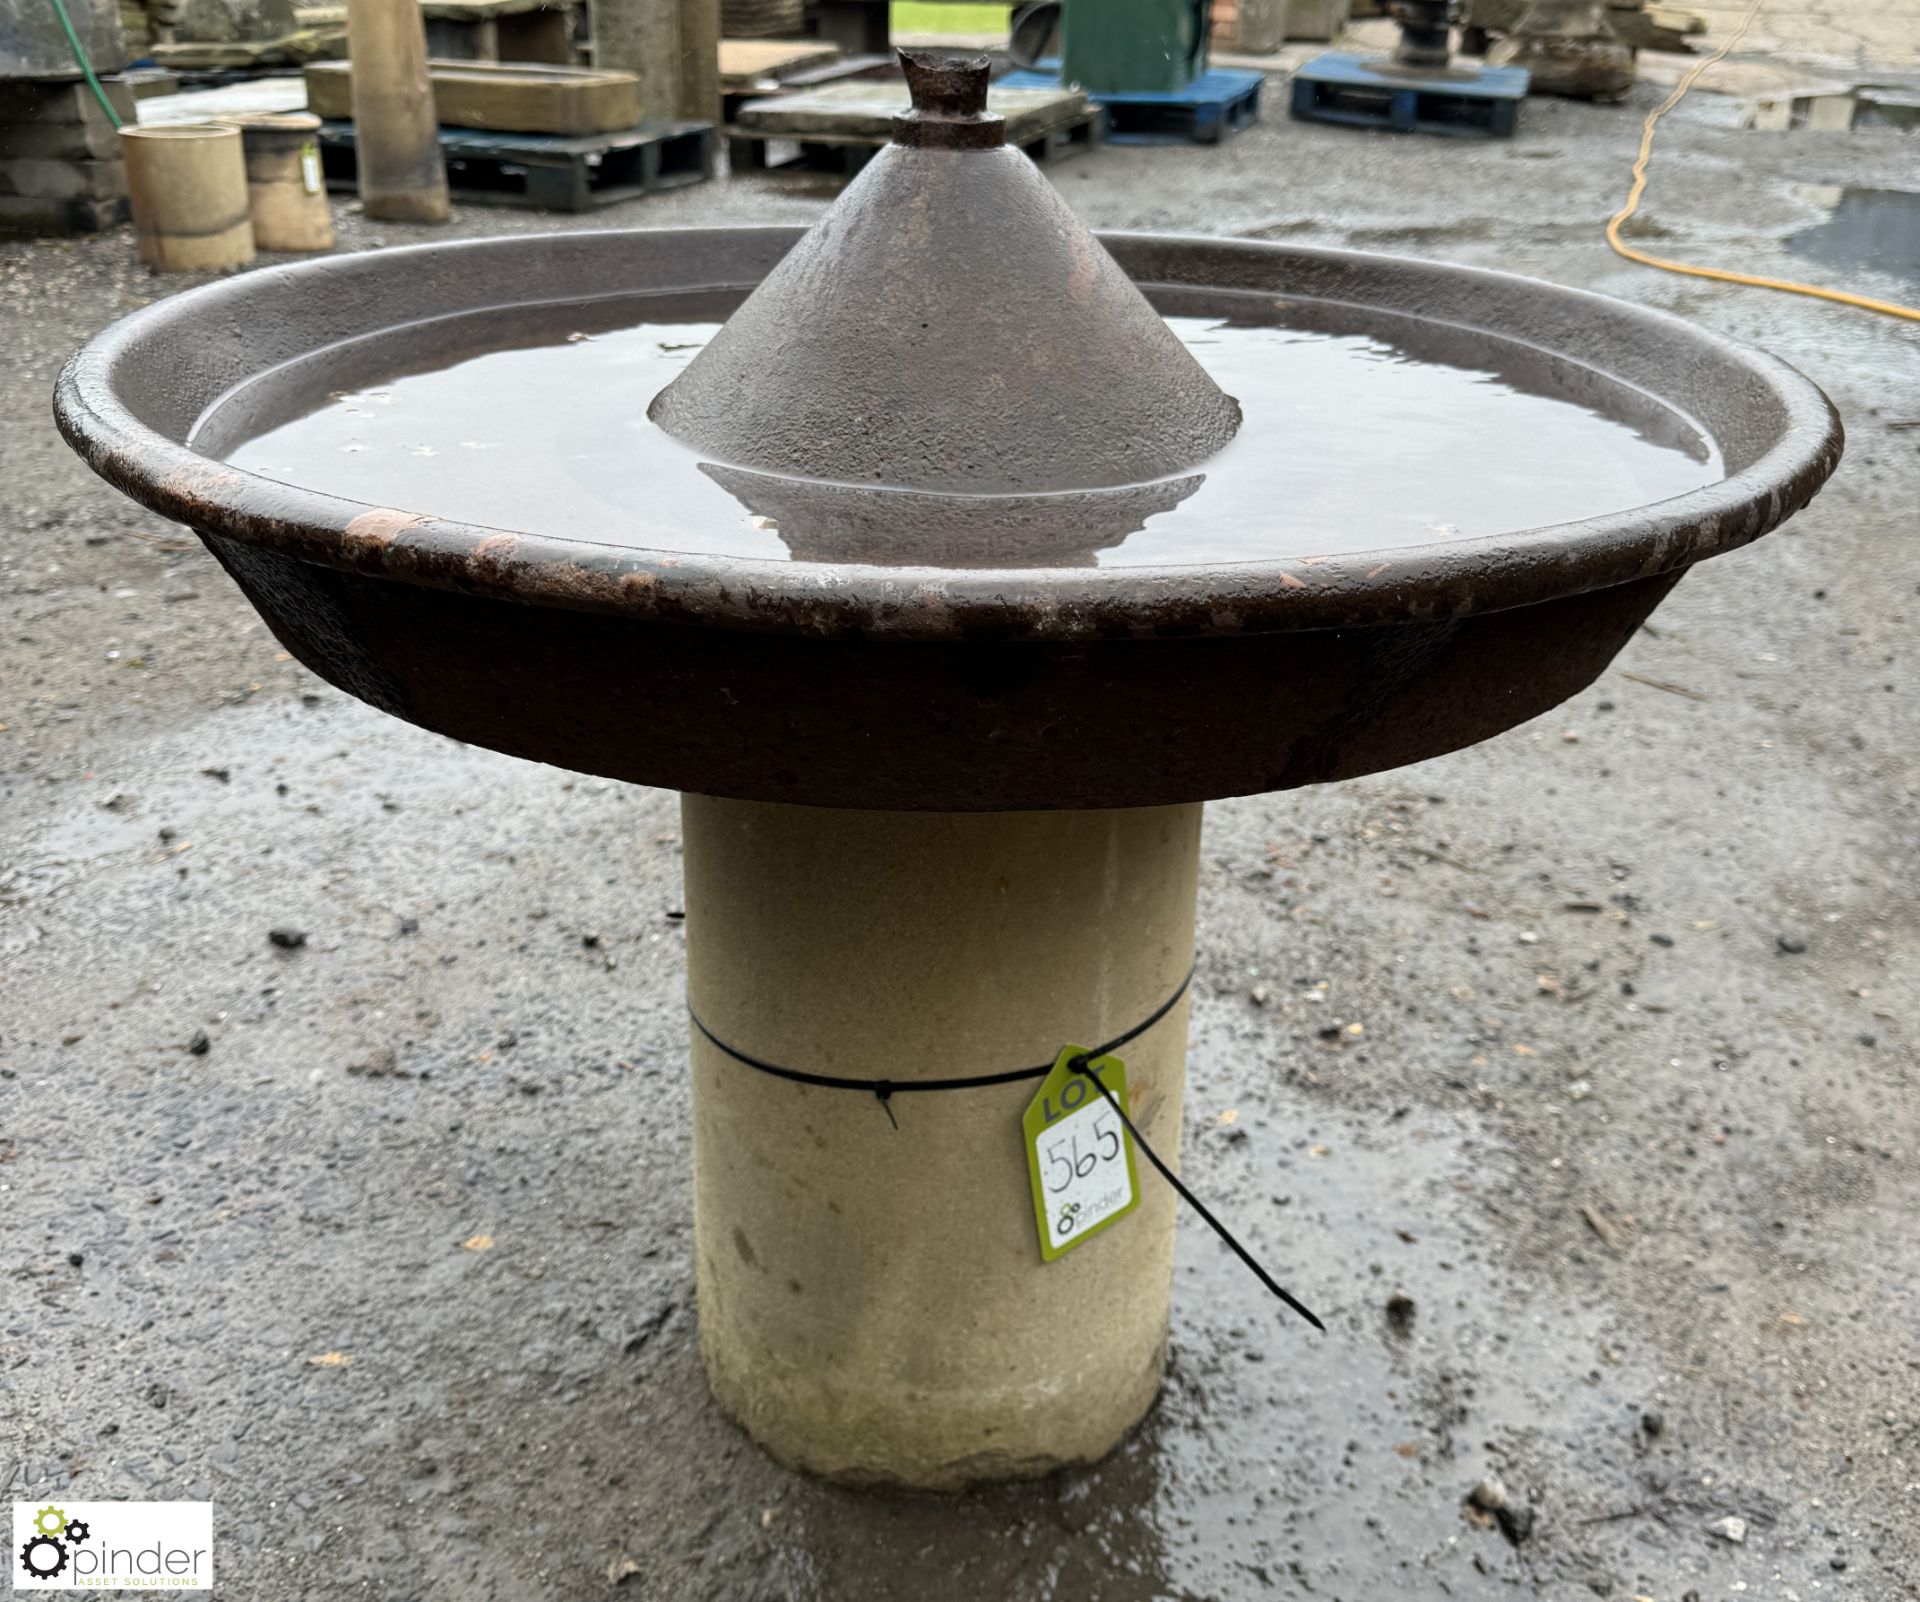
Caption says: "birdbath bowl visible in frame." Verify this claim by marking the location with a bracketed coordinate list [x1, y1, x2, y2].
[57, 52, 1839, 1490]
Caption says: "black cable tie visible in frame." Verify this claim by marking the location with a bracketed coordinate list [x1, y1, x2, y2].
[683, 962, 1322, 1329]
[686, 965, 1194, 1102]
[1069, 1057, 1324, 1332]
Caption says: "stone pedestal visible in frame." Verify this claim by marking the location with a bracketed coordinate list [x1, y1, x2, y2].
[681, 796, 1202, 1487]
[1488, 0, 1635, 100]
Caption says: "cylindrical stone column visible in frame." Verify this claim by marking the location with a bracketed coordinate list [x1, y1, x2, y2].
[345, 0, 451, 223]
[675, 0, 722, 127]
[681, 796, 1203, 1487]
[596, 0, 719, 121]
[592, 0, 680, 125]
[120, 124, 255, 274]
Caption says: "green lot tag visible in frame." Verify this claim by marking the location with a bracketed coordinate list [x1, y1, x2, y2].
[1023, 1046, 1141, 1261]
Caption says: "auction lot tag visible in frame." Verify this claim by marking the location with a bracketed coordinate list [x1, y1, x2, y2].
[1024, 1046, 1140, 1261]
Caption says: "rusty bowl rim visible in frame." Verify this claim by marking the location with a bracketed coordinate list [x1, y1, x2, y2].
[54, 226, 1843, 643]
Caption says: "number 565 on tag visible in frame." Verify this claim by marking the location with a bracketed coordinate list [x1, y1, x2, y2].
[1022, 1047, 1141, 1261]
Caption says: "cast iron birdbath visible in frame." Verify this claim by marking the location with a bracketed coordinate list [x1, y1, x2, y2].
[56, 52, 1841, 1488]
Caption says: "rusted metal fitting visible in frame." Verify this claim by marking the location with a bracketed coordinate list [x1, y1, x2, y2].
[891, 48, 1005, 149]
[1390, 0, 1453, 67]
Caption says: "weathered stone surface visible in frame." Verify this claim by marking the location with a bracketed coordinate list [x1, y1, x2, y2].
[1470, 0, 1700, 53]
[594, 0, 716, 123]
[304, 57, 642, 135]
[0, 73, 136, 124]
[0, 0, 126, 75]
[175, 0, 294, 41]
[1488, 0, 1638, 98]
[0, 115, 123, 159]
[0, 156, 128, 201]
[0, 191, 127, 232]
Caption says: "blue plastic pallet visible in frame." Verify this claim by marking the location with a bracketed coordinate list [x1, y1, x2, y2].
[997, 65, 1263, 145]
[1289, 52, 1528, 139]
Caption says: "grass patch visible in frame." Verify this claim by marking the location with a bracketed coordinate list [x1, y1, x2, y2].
[891, 2, 1011, 33]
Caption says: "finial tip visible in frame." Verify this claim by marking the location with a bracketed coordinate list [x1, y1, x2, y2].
[897, 48, 992, 119]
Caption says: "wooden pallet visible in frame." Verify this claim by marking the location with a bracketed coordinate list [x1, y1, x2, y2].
[727, 105, 1102, 177]
[996, 66, 1263, 145]
[1288, 52, 1528, 138]
[315, 118, 713, 210]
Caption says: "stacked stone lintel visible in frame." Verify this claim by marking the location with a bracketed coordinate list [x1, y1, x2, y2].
[120, 0, 186, 55]
[0, 75, 136, 235]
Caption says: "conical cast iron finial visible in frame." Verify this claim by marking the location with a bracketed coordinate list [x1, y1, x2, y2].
[647, 53, 1242, 505]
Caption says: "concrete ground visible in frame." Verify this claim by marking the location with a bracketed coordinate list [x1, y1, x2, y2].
[3, 46, 1918, 1602]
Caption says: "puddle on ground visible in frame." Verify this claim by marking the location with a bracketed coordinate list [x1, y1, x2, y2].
[1788, 186, 1920, 291]
[777, 1022, 1659, 1600]
[1855, 84, 1920, 129]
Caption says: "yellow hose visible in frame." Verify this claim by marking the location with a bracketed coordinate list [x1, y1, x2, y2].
[1604, 0, 1920, 323]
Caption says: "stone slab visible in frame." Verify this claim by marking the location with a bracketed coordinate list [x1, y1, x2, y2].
[136, 76, 308, 123]
[0, 113, 123, 158]
[717, 37, 839, 91]
[734, 79, 1087, 144]
[305, 58, 641, 134]
[0, 73, 136, 125]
